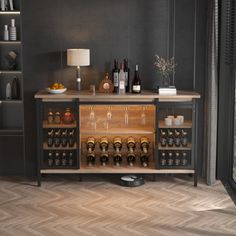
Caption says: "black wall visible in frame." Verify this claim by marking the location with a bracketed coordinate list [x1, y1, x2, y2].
[18, 0, 207, 176]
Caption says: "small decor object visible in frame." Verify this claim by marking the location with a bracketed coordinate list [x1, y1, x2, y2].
[120, 175, 145, 187]
[5, 50, 17, 70]
[8, 0, 14, 11]
[1, 0, 6, 11]
[63, 108, 74, 124]
[67, 48, 90, 91]
[154, 55, 177, 94]
[4, 25, 9, 41]
[98, 72, 114, 93]
[11, 77, 20, 99]
[9, 19, 16, 41]
[54, 112, 61, 124]
[47, 82, 67, 94]
[47, 109, 54, 124]
[6, 82, 11, 100]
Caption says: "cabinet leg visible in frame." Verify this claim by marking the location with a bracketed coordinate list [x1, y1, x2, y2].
[78, 174, 82, 182]
[152, 174, 157, 181]
[37, 176, 41, 187]
[194, 173, 198, 187]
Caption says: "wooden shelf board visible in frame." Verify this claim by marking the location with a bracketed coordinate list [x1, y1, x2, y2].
[0, 129, 24, 136]
[41, 168, 195, 174]
[0, 11, 20, 15]
[158, 120, 192, 128]
[80, 128, 155, 135]
[43, 120, 77, 128]
[0, 70, 22, 74]
[158, 143, 192, 150]
[43, 142, 77, 150]
[0, 41, 21, 44]
[0, 100, 23, 104]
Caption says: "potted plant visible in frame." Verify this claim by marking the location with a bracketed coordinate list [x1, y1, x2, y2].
[154, 55, 177, 89]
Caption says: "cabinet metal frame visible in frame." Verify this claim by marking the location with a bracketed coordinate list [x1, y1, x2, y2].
[36, 97, 199, 187]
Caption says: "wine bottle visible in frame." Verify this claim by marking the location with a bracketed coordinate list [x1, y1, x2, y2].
[47, 129, 54, 147]
[124, 59, 130, 92]
[132, 65, 141, 93]
[61, 151, 67, 166]
[68, 152, 74, 166]
[48, 152, 53, 167]
[182, 152, 188, 166]
[174, 129, 181, 147]
[168, 151, 173, 166]
[100, 136, 109, 152]
[127, 152, 135, 167]
[127, 137, 136, 167]
[87, 137, 96, 166]
[112, 59, 119, 93]
[160, 151, 166, 166]
[113, 137, 122, 166]
[160, 129, 167, 147]
[54, 152, 60, 166]
[181, 130, 188, 147]
[140, 153, 148, 167]
[87, 137, 95, 153]
[118, 63, 126, 94]
[140, 136, 149, 154]
[47, 109, 54, 124]
[127, 136, 135, 153]
[61, 129, 68, 147]
[68, 129, 75, 147]
[54, 129, 61, 147]
[167, 129, 174, 147]
[175, 151, 180, 166]
[11, 77, 20, 99]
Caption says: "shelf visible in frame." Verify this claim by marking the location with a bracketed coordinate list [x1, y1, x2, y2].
[0, 70, 22, 74]
[0, 41, 21, 44]
[0, 11, 20, 15]
[41, 168, 195, 174]
[80, 127, 155, 135]
[158, 143, 192, 150]
[0, 100, 23, 104]
[158, 120, 192, 129]
[0, 129, 24, 136]
[43, 142, 77, 150]
[43, 120, 77, 129]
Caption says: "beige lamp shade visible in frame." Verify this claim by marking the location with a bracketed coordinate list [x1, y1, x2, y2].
[67, 49, 90, 66]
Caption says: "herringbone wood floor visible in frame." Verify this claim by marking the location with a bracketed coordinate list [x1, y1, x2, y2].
[0, 175, 236, 236]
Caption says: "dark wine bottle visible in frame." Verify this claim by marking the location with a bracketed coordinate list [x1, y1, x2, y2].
[11, 77, 20, 99]
[132, 65, 141, 93]
[112, 59, 119, 93]
[124, 59, 130, 92]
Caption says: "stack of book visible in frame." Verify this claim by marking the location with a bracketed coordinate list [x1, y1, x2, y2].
[159, 87, 177, 95]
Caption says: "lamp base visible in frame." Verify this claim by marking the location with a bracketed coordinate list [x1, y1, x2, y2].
[77, 78, 81, 91]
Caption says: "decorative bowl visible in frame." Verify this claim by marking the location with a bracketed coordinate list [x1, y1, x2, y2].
[46, 88, 67, 94]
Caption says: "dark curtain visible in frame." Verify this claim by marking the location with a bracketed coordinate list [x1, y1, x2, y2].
[204, 0, 219, 185]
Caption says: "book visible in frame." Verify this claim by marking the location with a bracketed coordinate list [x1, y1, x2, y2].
[1, 0, 5, 11]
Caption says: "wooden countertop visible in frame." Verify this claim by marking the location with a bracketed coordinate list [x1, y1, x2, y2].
[34, 90, 200, 102]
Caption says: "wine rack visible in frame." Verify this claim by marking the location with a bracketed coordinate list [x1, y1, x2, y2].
[80, 135, 154, 168]
[39, 102, 79, 170]
[35, 91, 200, 186]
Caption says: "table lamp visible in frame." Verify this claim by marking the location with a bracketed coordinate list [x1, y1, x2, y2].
[67, 49, 90, 91]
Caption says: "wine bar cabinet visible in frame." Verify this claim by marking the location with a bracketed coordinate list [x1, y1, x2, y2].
[35, 90, 200, 186]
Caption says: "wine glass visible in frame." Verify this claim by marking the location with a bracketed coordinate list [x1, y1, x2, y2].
[105, 105, 112, 130]
[124, 106, 129, 125]
[140, 106, 146, 125]
[89, 106, 96, 129]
